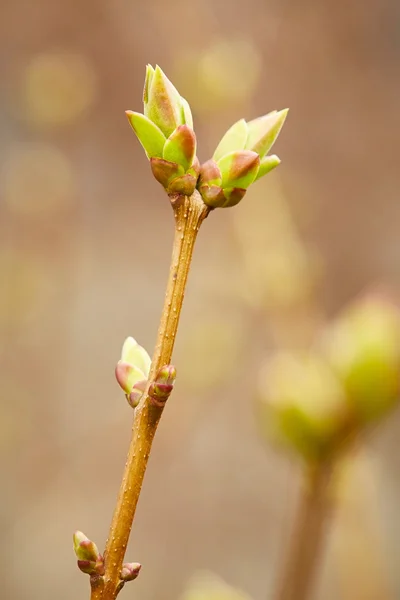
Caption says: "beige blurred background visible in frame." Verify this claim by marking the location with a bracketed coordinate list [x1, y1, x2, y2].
[1, 0, 400, 599]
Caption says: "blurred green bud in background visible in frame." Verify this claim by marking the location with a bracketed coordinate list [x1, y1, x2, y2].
[258, 352, 349, 462]
[323, 295, 400, 425]
[257, 293, 400, 463]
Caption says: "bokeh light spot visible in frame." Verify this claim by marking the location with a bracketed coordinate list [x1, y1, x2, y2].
[22, 52, 97, 128]
[175, 39, 261, 112]
[2, 142, 75, 216]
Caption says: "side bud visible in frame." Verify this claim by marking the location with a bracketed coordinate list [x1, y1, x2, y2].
[128, 379, 147, 409]
[73, 531, 100, 562]
[148, 364, 177, 407]
[116, 337, 151, 406]
[73, 531, 104, 577]
[120, 562, 142, 582]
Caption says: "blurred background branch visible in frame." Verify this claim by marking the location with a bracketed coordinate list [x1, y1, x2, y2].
[1, 0, 400, 599]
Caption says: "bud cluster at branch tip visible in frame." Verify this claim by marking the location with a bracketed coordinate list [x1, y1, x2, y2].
[126, 65, 199, 196]
[73, 531, 105, 577]
[257, 294, 400, 463]
[115, 336, 151, 408]
[126, 65, 288, 208]
[198, 110, 288, 208]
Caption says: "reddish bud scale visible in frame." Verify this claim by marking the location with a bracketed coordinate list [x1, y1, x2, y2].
[120, 562, 142, 582]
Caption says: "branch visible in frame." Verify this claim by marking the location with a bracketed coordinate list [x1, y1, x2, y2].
[274, 460, 334, 600]
[91, 191, 209, 600]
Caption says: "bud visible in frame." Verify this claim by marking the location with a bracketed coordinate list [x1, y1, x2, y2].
[322, 295, 400, 425]
[244, 110, 288, 158]
[116, 337, 151, 396]
[77, 559, 97, 575]
[128, 379, 147, 408]
[258, 352, 349, 462]
[148, 364, 177, 406]
[163, 125, 196, 171]
[144, 65, 183, 137]
[121, 336, 151, 373]
[120, 562, 142, 582]
[198, 109, 288, 208]
[256, 155, 281, 181]
[73, 531, 100, 563]
[127, 65, 200, 196]
[115, 361, 147, 395]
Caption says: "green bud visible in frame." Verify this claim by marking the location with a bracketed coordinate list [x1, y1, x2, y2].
[115, 361, 147, 395]
[163, 125, 196, 172]
[245, 109, 288, 158]
[73, 531, 100, 563]
[144, 65, 184, 138]
[125, 111, 166, 159]
[127, 65, 200, 195]
[323, 296, 400, 424]
[128, 379, 147, 409]
[218, 150, 260, 189]
[116, 337, 151, 395]
[198, 152, 258, 209]
[255, 154, 281, 180]
[143, 64, 155, 105]
[180, 96, 193, 129]
[199, 108, 288, 208]
[220, 187, 246, 207]
[121, 337, 151, 378]
[258, 353, 349, 462]
[212, 118, 248, 162]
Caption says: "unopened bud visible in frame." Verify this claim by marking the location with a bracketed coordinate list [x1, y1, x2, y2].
[144, 65, 183, 138]
[128, 379, 147, 408]
[73, 531, 100, 563]
[120, 562, 142, 582]
[148, 364, 177, 406]
[77, 559, 97, 575]
[245, 109, 288, 158]
[163, 125, 196, 172]
[116, 337, 151, 396]
[127, 65, 199, 196]
[199, 109, 288, 208]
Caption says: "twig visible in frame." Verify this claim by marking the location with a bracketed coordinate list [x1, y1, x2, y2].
[274, 459, 335, 600]
[91, 191, 209, 600]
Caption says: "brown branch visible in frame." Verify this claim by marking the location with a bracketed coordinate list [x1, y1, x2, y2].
[274, 460, 335, 600]
[91, 191, 209, 600]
